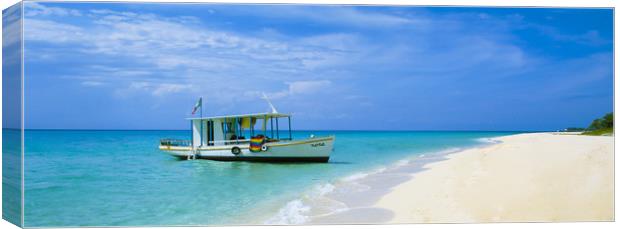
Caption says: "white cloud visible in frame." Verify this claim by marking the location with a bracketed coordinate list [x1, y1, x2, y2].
[152, 83, 193, 96]
[129, 82, 150, 90]
[2, 4, 22, 67]
[525, 22, 610, 46]
[288, 80, 332, 95]
[2, 4, 22, 48]
[115, 82, 193, 97]
[24, 7, 358, 70]
[22, 3, 570, 107]
[549, 30, 608, 46]
[24, 6, 360, 100]
[226, 5, 424, 28]
[260, 80, 333, 100]
[81, 81, 105, 87]
[24, 2, 82, 17]
[25, 19, 84, 42]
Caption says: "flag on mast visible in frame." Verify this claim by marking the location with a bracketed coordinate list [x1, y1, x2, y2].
[191, 97, 202, 115]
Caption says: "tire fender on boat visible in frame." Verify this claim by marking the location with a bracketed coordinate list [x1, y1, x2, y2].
[231, 147, 241, 155]
[261, 145, 268, 151]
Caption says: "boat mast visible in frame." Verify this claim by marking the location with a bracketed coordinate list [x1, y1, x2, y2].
[262, 92, 278, 114]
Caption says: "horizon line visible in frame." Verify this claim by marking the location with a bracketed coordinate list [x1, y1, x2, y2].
[4, 128, 549, 132]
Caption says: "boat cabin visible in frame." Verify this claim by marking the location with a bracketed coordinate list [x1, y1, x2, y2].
[187, 113, 293, 147]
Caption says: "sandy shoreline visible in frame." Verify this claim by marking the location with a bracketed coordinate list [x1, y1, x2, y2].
[373, 132, 614, 223]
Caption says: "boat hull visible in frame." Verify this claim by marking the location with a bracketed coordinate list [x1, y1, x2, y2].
[160, 136, 335, 163]
[176, 155, 329, 162]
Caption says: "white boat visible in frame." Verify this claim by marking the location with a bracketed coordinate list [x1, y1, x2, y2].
[159, 112, 335, 162]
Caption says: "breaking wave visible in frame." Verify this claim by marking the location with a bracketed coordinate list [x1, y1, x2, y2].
[476, 137, 502, 144]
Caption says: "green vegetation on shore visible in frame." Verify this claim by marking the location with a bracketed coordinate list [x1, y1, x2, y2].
[582, 112, 613, 136]
[583, 128, 613, 136]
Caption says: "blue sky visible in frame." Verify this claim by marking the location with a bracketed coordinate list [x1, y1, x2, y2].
[2, 3, 22, 129]
[17, 2, 613, 130]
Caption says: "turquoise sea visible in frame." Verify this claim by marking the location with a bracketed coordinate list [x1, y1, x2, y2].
[22, 130, 521, 226]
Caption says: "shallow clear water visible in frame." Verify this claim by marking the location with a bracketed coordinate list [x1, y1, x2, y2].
[23, 130, 520, 226]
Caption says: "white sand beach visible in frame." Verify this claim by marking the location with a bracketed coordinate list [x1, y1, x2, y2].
[374, 133, 614, 223]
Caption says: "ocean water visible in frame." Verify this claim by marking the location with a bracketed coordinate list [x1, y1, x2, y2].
[2, 129, 22, 225]
[23, 130, 520, 227]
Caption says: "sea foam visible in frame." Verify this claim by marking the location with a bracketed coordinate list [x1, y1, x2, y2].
[264, 199, 310, 225]
[476, 137, 501, 144]
[264, 183, 339, 225]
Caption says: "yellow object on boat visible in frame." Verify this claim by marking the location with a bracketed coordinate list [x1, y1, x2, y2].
[241, 117, 256, 128]
[242, 117, 250, 128]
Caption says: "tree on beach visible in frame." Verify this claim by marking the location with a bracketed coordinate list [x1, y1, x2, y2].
[603, 113, 613, 127]
[588, 112, 613, 130]
[584, 112, 613, 136]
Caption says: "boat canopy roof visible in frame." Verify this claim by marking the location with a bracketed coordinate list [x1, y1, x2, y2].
[186, 112, 291, 121]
